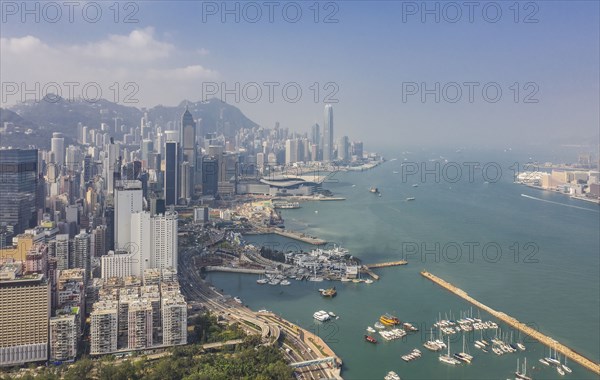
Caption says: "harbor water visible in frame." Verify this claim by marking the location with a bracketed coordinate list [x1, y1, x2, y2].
[205, 148, 600, 380]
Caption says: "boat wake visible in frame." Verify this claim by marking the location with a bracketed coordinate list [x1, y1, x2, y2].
[520, 194, 599, 213]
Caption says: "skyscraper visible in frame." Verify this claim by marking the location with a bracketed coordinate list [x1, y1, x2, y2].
[323, 105, 334, 162]
[164, 141, 179, 206]
[180, 107, 196, 163]
[51, 132, 65, 168]
[0, 148, 39, 234]
[201, 157, 218, 196]
[114, 180, 143, 251]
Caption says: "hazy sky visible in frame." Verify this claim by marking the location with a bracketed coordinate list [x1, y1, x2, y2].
[1, 1, 598, 149]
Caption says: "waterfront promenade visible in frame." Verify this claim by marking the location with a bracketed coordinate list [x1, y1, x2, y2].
[421, 271, 600, 376]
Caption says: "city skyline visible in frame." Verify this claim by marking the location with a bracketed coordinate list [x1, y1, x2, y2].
[1, 2, 599, 148]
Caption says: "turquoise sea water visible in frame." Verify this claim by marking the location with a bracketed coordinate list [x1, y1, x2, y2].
[205, 149, 600, 380]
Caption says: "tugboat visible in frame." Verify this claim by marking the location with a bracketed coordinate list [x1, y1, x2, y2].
[320, 287, 337, 297]
[364, 335, 378, 344]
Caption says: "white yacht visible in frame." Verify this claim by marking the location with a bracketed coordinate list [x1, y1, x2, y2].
[313, 310, 330, 322]
[280, 279, 291, 286]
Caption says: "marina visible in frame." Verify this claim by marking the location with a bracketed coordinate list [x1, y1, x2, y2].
[421, 270, 600, 376]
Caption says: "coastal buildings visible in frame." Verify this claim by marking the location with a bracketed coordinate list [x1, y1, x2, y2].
[0, 269, 50, 366]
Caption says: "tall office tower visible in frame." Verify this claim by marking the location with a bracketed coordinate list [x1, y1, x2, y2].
[73, 232, 90, 278]
[103, 207, 115, 252]
[0, 271, 50, 366]
[311, 123, 320, 146]
[311, 144, 319, 162]
[49, 234, 70, 271]
[51, 132, 65, 168]
[352, 141, 363, 159]
[164, 142, 179, 206]
[114, 180, 143, 251]
[337, 136, 349, 162]
[323, 104, 334, 162]
[179, 161, 193, 201]
[201, 157, 218, 196]
[105, 139, 121, 195]
[285, 139, 298, 165]
[81, 126, 89, 144]
[91, 225, 106, 258]
[141, 139, 154, 165]
[90, 301, 118, 354]
[130, 211, 178, 276]
[0, 148, 39, 234]
[181, 107, 196, 163]
[256, 152, 265, 171]
[162, 294, 187, 346]
[65, 145, 81, 173]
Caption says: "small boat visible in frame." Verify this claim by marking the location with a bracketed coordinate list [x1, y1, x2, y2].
[328, 311, 338, 318]
[256, 277, 268, 284]
[320, 287, 337, 297]
[406, 197, 415, 201]
[370, 187, 379, 193]
[557, 366, 565, 376]
[367, 326, 376, 333]
[364, 335, 377, 344]
[412, 184, 419, 187]
[374, 322, 386, 329]
[233, 297, 242, 304]
[384, 371, 400, 380]
[539, 358, 549, 366]
[280, 279, 291, 286]
[340, 277, 352, 282]
[364, 279, 374, 284]
[517, 343, 526, 351]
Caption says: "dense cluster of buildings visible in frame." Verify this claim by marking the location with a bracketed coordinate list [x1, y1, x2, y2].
[0, 102, 370, 367]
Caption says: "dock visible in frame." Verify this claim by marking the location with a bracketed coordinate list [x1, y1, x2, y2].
[361, 261, 408, 280]
[421, 271, 600, 376]
[271, 228, 327, 245]
[365, 261, 407, 268]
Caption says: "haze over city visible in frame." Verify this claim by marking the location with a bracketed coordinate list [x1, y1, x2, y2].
[2, 1, 599, 148]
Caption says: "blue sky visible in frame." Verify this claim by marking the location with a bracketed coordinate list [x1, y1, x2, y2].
[1, 1, 598, 149]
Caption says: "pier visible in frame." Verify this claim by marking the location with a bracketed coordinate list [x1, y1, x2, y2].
[421, 271, 600, 376]
[365, 260, 407, 268]
[361, 261, 408, 280]
[270, 228, 327, 245]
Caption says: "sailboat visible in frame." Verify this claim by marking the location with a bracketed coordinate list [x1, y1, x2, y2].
[455, 334, 473, 363]
[562, 356, 572, 373]
[439, 336, 461, 365]
[515, 357, 532, 380]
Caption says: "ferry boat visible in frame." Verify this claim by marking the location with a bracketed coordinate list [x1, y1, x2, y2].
[313, 310, 330, 322]
[272, 201, 300, 209]
[320, 287, 337, 297]
[364, 335, 377, 344]
[380, 314, 401, 326]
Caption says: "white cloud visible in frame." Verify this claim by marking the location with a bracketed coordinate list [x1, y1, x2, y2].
[1, 28, 216, 107]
